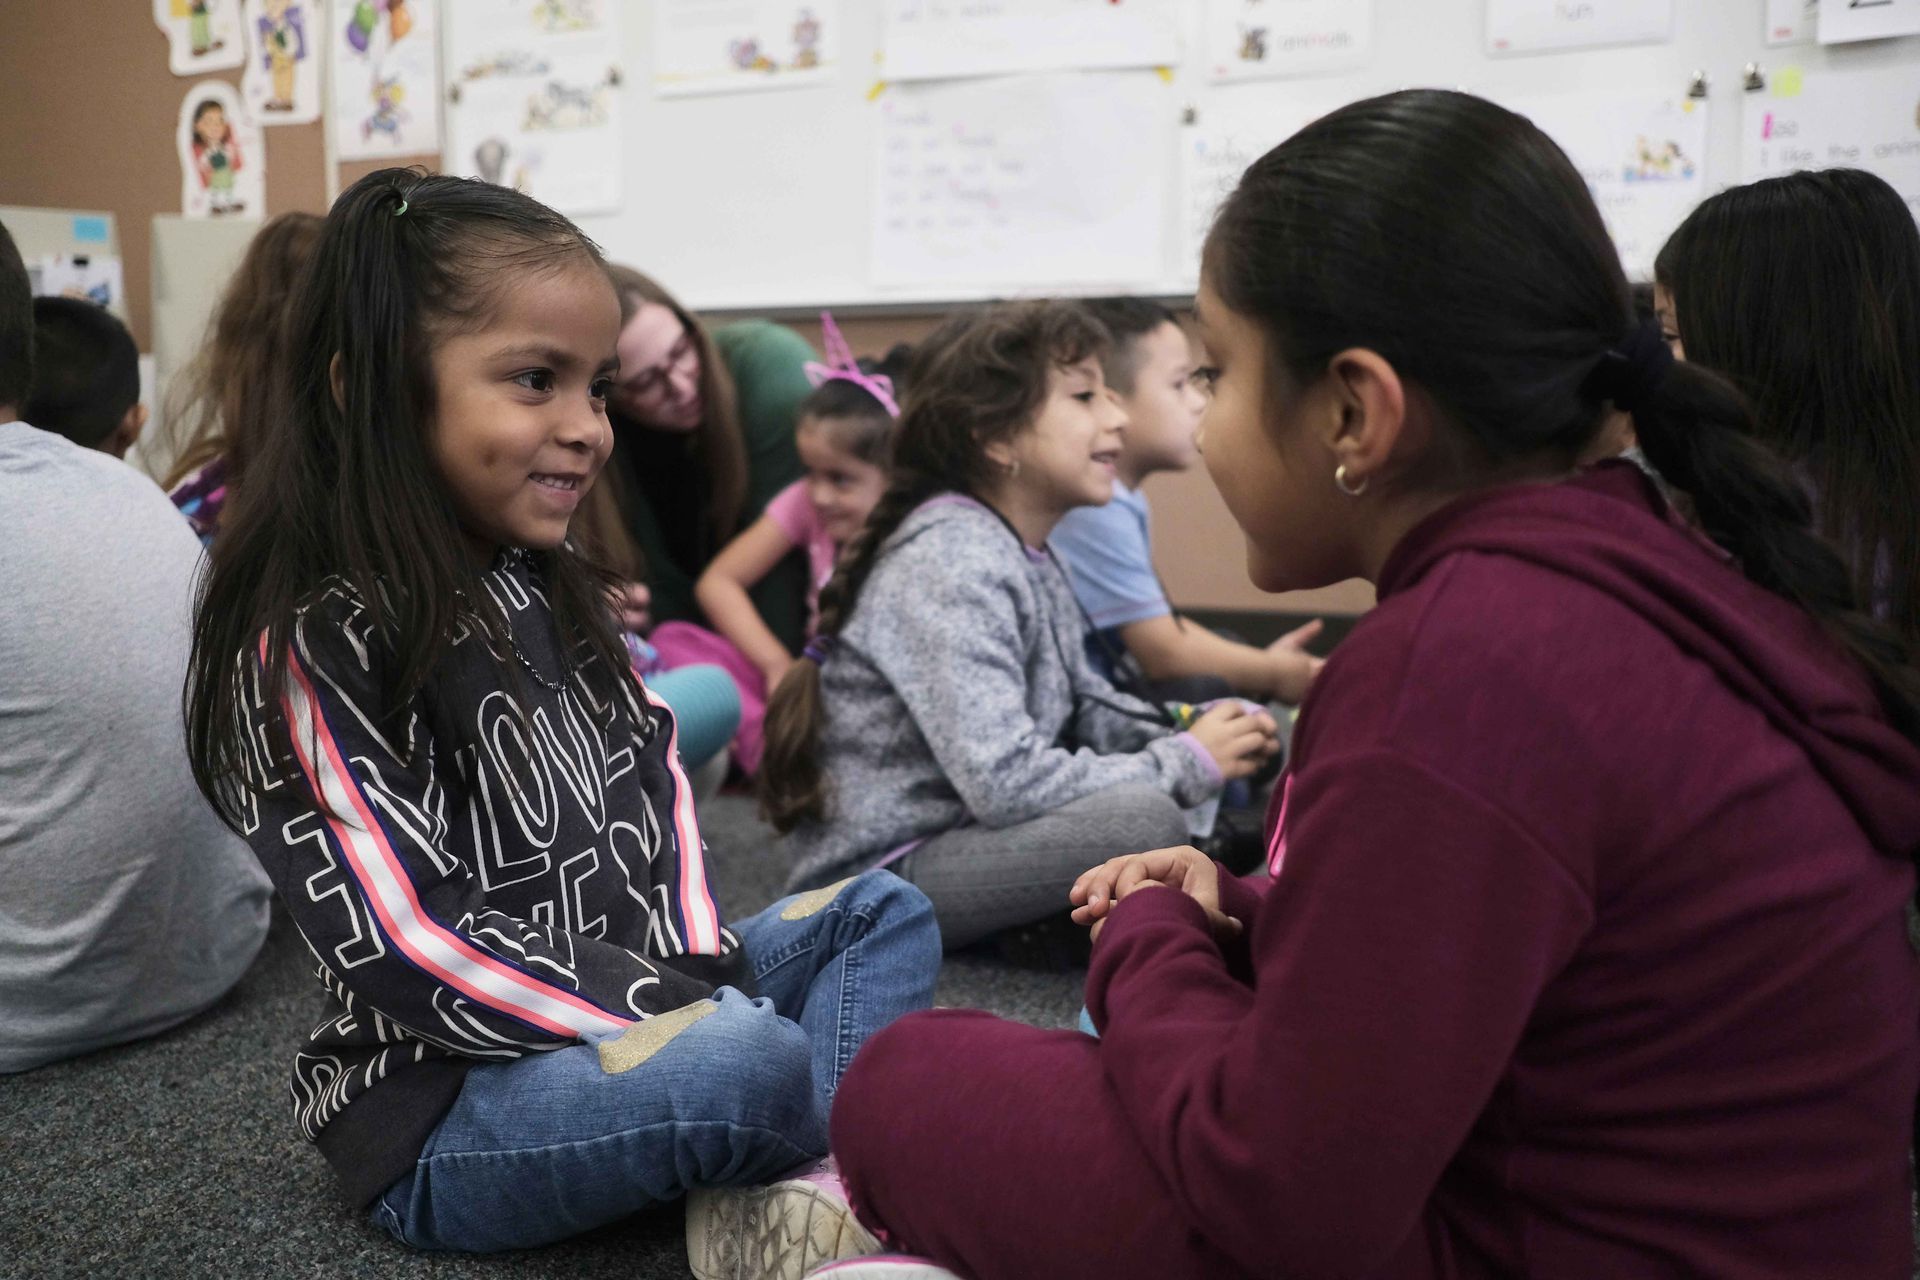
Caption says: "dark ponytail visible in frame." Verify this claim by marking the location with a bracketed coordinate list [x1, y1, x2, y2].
[758, 301, 1108, 831]
[1203, 89, 1920, 750]
[186, 168, 633, 827]
[1631, 358, 1920, 738]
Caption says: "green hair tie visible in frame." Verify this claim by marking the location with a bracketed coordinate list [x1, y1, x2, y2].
[393, 198, 409, 217]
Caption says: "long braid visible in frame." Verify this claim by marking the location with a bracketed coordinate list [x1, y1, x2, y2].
[1633, 359, 1920, 743]
[757, 468, 945, 831]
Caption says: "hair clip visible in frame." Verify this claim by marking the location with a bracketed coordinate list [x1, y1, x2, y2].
[803, 312, 900, 419]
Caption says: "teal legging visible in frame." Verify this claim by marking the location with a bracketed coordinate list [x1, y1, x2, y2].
[647, 664, 741, 772]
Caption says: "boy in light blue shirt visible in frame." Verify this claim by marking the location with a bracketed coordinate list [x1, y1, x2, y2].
[1052, 298, 1321, 706]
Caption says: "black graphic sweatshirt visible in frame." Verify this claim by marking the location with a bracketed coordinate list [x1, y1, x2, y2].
[234, 551, 750, 1205]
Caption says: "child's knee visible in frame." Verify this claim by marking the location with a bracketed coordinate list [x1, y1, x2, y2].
[1111, 784, 1191, 851]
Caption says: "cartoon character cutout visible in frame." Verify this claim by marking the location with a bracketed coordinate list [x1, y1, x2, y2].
[177, 81, 262, 219]
[154, 0, 245, 75]
[257, 0, 306, 110]
[791, 8, 822, 70]
[345, 0, 412, 53]
[1239, 25, 1269, 61]
[729, 37, 775, 73]
[193, 99, 245, 214]
[364, 73, 408, 142]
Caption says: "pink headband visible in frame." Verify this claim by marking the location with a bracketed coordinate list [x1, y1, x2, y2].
[803, 312, 900, 420]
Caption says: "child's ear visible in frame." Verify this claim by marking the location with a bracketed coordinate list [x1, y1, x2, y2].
[106, 403, 149, 459]
[1322, 348, 1414, 489]
[329, 352, 347, 410]
[980, 435, 1017, 473]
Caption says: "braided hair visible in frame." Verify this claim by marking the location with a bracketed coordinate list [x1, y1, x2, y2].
[758, 301, 1108, 830]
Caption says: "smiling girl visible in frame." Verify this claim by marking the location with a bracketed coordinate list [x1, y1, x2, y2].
[759, 301, 1273, 953]
[183, 171, 939, 1272]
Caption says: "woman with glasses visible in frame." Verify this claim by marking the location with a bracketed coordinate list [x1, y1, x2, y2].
[574, 265, 819, 781]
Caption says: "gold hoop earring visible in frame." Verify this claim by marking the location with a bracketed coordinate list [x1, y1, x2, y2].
[1334, 464, 1368, 498]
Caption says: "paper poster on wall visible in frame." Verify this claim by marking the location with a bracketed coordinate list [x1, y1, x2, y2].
[242, 0, 321, 123]
[153, 0, 247, 75]
[177, 81, 266, 219]
[1510, 91, 1708, 278]
[1767, 0, 1816, 44]
[872, 72, 1170, 289]
[1486, 0, 1673, 55]
[329, 0, 441, 160]
[444, 0, 623, 213]
[1817, 0, 1920, 43]
[879, 0, 1183, 81]
[1742, 65, 1920, 218]
[446, 64, 623, 214]
[652, 0, 840, 96]
[1177, 96, 1343, 286]
[1202, 0, 1373, 82]
[34, 255, 128, 317]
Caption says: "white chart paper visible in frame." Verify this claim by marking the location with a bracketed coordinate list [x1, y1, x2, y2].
[1202, 0, 1373, 82]
[1742, 66, 1920, 219]
[1817, 0, 1920, 43]
[879, 0, 1183, 81]
[329, 0, 441, 160]
[1177, 97, 1342, 286]
[445, 0, 624, 214]
[872, 72, 1170, 290]
[35, 254, 128, 317]
[1486, 0, 1673, 55]
[243, 0, 322, 125]
[1767, 0, 1816, 44]
[1512, 90, 1708, 278]
[651, 0, 840, 97]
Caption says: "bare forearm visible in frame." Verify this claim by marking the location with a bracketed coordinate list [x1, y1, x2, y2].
[695, 576, 791, 674]
[1124, 616, 1276, 699]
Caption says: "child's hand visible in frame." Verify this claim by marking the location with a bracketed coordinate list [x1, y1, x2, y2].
[1070, 846, 1242, 943]
[1188, 701, 1280, 781]
[1265, 619, 1325, 704]
[612, 582, 651, 634]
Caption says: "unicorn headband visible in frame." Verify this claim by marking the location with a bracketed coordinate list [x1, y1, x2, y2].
[803, 312, 901, 420]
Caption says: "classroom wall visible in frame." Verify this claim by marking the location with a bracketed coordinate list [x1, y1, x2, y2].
[0, 0, 436, 352]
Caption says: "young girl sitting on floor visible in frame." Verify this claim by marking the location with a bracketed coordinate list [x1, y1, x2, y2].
[667, 315, 909, 775]
[823, 91, 1920, 1280]
[760, 301, 1276, 952]
[182, 169, 939, 1277]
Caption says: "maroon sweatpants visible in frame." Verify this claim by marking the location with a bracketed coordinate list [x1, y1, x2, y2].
[830, 1008, 1249, 1280]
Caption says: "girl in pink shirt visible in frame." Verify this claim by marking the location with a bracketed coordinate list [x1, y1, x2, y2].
[661, 318, 909, 774]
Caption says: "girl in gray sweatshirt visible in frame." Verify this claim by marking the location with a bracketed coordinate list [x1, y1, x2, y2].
[761, 302, 1277, 948]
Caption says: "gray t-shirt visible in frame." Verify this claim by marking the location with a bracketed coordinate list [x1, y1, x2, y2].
[0, 422, 270, 1072]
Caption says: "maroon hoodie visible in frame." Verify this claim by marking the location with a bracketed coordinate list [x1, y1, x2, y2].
[1083, 463, 1920, 1277]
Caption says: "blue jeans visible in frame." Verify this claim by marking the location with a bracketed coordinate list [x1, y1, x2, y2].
[369, 870, 940, 1252]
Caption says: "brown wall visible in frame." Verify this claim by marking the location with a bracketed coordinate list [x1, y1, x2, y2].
[0, 0, 435, 351]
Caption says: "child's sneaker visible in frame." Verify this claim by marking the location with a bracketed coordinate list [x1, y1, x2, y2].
[687, 1156, 882, 1280]
[807, 1258, 966, 1279]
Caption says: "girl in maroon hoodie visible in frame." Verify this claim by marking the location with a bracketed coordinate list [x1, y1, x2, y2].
[824, 90, 1920, 1280]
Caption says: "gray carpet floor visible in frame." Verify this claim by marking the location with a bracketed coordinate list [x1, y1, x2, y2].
[0, 796, 1086, 1279]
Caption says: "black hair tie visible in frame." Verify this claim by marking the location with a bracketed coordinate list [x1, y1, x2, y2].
[1582, 317, 1673, 413]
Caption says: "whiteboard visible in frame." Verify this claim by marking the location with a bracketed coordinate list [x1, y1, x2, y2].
[498, 1, 1920, 311]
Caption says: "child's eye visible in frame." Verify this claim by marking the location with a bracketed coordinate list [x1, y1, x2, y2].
[1191, 367, 1220, 393]
[590, 377, 613, 401]
[1072, 391, 1097, 403]
[514, 370, 556, 393]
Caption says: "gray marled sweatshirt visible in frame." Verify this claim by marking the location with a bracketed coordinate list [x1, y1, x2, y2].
[785, 495, 1222, 891]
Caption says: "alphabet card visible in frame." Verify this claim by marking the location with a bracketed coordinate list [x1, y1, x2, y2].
[1486, 0, 1673, 55]
[153, 0, 247, 75]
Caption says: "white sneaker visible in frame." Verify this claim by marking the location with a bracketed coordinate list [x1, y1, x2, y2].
[687, 1157, 883, 1280]
[806, 1258, 966, 1279]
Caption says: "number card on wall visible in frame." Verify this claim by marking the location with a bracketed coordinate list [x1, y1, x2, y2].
[1486, 0, 1673, 55]
[1817, 0, 1920, 44]
[871, 72, 1170, 289]
[879, 0, 1183, 81]
[1742, 65, 1920, 219]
